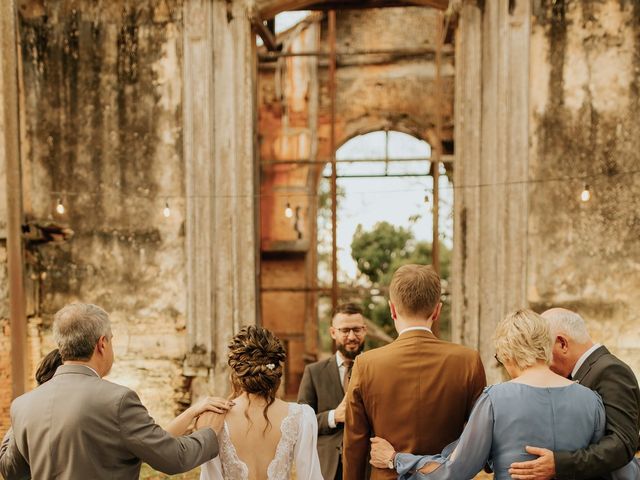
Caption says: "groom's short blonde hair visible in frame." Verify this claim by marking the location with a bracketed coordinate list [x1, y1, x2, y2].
[389, 264, 441, 318]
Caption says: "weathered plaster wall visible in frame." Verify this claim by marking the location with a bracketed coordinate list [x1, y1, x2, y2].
[5, 0, 189, 427]
[331, 7, 454, 143]
[529, 0, 640, 376]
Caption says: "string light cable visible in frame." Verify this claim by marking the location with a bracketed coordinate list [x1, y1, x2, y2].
[44, 166, 640, 213]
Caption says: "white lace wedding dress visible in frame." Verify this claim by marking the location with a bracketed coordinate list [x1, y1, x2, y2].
[199, 402, 323, 480]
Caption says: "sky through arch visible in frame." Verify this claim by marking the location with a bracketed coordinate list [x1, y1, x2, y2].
[318, 131, 454, 282]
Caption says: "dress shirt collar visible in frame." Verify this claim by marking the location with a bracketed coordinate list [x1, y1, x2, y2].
[398, 326, 433, 336]
[571, 343, 601, 379]
[336, 350, 351, 368]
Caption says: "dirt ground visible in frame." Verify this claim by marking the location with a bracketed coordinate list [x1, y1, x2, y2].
[140, 465, 494, 479]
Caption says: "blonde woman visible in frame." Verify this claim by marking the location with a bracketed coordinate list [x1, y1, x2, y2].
[369, 309, 639, 480]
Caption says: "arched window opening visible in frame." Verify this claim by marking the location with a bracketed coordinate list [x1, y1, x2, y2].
[317, 130, 453, 352]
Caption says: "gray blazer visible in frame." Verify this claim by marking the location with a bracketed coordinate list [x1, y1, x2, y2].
[0, 365, 218, 480]
[298, 355, 345, 480]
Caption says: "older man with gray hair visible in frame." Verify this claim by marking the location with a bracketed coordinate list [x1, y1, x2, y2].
[0, 303, 222, 479]
[510, 307, 640, 480]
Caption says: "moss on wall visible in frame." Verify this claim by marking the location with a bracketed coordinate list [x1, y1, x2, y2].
[529, 0, 640, 372]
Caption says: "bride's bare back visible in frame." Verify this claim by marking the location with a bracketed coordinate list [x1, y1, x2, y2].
[198, 326, 322, 480]
[225, 395, 290, 480]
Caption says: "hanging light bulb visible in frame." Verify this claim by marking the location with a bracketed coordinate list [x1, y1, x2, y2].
[580, 184, 591, 202]
[284, 202, 293, 218]
[163, 201, 171, 218]
[56, 198, 65, 215]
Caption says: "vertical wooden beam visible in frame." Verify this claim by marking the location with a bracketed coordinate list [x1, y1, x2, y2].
[429, 11, 445, 339]
[1, 0, 27, 398]
[452, 2, 482, 349]
[304, 18, 321, 364]
[452, 0, 531, 383]
[183, 0, 216, 386]
[328, 10, 338, 313]
[505, 0, 531, 317]
[183, 0, 258, 394]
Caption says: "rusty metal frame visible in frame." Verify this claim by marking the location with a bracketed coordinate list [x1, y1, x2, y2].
[260, 155, 454, 165]
[257, 0, 449, 19]
[249, 10, 280, 51]
[432, 11, 446, 278]
[328, 9, 339, 313]
[258, 45, 454, 61]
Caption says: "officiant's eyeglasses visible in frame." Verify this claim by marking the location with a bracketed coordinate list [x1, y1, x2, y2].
[336, 326, 366, 336]
[494, 353, 503, 367]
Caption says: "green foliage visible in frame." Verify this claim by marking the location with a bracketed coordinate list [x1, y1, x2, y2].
[350, 222, 413, 284]
[351, 222, 452, 342]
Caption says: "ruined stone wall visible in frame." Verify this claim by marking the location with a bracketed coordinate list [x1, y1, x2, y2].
[0, 0, 190, 428]
[528, 0, 640, 376]
[330, 7, 454, 143]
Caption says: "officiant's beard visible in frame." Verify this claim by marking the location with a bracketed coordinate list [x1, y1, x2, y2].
[338, 342, 365, 360]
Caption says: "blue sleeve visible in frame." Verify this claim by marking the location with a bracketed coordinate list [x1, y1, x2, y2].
[395, 391, 494, 480]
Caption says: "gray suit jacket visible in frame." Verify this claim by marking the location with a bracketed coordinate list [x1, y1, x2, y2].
[298, 355, 345, 480]
[555, 346, 640, 479]
[0, 365, 218, 480]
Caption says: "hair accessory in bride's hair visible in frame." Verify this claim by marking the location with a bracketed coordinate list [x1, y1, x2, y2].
[266, 363, 275, 370]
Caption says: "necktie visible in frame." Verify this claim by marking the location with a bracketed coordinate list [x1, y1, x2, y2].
[343, 360, 353, 392]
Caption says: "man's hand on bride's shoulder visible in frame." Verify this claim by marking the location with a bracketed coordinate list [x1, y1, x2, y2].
[196, 411, 227, 435]
[194, 398, 234, 436]
[190, 396, 235, 417]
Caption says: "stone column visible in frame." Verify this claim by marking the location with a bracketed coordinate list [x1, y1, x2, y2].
[452, 0, 530, 383]
[182, 0, 258, 394]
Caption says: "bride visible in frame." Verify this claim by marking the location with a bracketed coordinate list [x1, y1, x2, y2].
[198, 326, 323, 480]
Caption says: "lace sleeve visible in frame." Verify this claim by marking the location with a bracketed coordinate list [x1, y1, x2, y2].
[294, 404, 324, 480]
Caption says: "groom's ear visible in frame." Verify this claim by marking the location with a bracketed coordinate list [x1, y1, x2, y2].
[431, 302, 443, 322]
[388, 301, 397, 321]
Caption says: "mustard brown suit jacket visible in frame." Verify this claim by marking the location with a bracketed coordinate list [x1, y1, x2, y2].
[343, 329, 487, 480]
[0, 365, 218, 480]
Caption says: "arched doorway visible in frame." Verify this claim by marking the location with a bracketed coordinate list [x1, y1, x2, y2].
[315, 130, 453, 353]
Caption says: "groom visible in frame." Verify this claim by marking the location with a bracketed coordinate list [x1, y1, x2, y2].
[0, 303, 223, 479]
[343, 264, 487, 480]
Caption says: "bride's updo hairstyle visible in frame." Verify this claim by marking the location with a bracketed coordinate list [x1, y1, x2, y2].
[228, 326, 286, 430]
